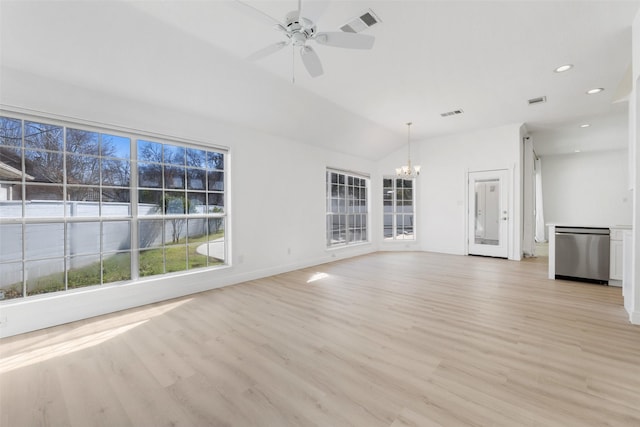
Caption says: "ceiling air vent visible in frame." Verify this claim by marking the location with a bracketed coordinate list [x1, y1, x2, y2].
[440, 109, 464, 117]
[528, 96, 547, 105]
[340, 9, 380, 33]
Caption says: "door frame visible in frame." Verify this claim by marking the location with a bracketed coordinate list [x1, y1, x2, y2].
[465, 168, 511, 258]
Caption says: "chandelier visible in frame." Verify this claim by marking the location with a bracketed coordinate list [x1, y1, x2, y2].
[396, 122, 421, 177]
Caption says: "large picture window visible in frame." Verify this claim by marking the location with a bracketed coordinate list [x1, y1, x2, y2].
[326, 169, 368, 247]
[383, 177, 415, 240]
[0, 114, 227, 301]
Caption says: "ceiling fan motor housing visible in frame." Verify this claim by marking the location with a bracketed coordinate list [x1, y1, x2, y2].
[284, 10, 316, 45]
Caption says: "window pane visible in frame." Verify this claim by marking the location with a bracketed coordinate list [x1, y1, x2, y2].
[24, 122, 63, 151]
[0, 146, 23, 184]
[207, 192, 224, 212]
[103, 221, 131, 252]
[102, 159, 130, 186]
[139, 248, 164, 277]
[139, 219, 164, 249]
[66, 128, 99, 155]
[25, 150, 64, 184]
[102, 189, 130, 217]
[187, 192, 206, 214]
[138, 162, 162, 188]
[138, 190, 163, 215]
[187, 168, 206, 190]
[186, 148, 206, 168]
[66, 153, 100, 185]
[101, 134, 130, 159]
[207, 171, 224, 191]
[26, 223, 64, 259]
[164, 144, 185, 165]
[164, 166, 185, 189]
[26, 258, 65, 296]
[165, 244, 187, 273]
[0, 117, 22, 147]
[103, 252, 131, 283]
[187, 218, 208, 269]
[137, 140, 162, 163]
[0, 194, 22, 217]
[384, 214, 393, 239]
[25, 186, 64, 217]
[0, 262, 23, 300]
[165, 217, 188, 244]
[0, 223, 22, 262]
[67, 254, 101, 289]
[67, 185, 100, 202]
[207, 152, 224, 170]
[207, 217, 225, 264]
[165, 192, 186, 214]
[67, 222, 100, 255]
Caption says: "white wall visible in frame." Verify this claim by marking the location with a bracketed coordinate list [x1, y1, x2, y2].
[541, 149, 632, 231]
[0, 70, 378, 337]
[378, 123, 523, 259]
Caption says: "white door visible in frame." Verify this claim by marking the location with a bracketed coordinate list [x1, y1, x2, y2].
[468, 170, 509, 258]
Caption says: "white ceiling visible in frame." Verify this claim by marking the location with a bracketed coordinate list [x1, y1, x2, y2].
[1, 0, 638, 158]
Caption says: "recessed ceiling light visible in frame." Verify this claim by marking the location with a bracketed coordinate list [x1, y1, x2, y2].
[574, 149, 581, 153]
[554, 64, 573, 73]
[586, 88, 604, 95]
[580, 124, 591, 128]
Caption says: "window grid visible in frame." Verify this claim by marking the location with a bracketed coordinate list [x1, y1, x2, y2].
[383, 177, 415, 240]
[0, 115, 227, 301]
[326, 170, 368, 247]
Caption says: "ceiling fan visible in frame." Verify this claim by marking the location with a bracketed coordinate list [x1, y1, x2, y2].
[233, 0, 375, 78]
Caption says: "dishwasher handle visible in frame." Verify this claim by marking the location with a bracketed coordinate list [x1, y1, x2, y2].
[555, 227, 609, 235]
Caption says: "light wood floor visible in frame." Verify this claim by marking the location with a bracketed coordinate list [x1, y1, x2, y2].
[2, 252, 640, 426]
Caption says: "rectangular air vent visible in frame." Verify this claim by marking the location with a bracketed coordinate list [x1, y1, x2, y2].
[528, 96, 547, 105]
[340, 9, 380, 33]
[440, 109, 464, 117]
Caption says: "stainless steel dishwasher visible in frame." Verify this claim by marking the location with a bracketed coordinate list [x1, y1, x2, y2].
[555, 227, 610, 284]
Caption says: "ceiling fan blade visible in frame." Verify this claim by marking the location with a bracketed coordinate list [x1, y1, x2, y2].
[300, 46, 324, 77]
[315, 32, 375, 49]
[247, 41, 289, 61]
[232, 0, 281, 26]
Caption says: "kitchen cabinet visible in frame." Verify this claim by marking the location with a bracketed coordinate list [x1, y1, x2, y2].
[610, 227, 629, 285]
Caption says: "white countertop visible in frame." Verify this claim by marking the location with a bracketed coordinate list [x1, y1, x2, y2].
[547, 224, 632, 229]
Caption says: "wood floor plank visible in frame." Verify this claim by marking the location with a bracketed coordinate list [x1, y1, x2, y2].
[2, 251, 640, 426]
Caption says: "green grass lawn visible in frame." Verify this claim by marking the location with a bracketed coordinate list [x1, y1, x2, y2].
[1, 231, 225, 300]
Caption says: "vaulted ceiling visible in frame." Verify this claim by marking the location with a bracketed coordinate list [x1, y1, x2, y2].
[1, 1, 638, 158]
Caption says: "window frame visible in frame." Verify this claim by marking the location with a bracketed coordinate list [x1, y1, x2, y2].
[326, 168, 369, 248]
[383, 176, 416, 241]
[0, 111, 229, 301]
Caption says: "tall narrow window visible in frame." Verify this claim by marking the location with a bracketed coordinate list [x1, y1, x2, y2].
[326, 169, 368, 247]
[383, 177, 415, 240]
